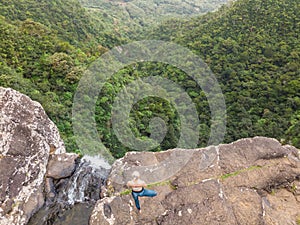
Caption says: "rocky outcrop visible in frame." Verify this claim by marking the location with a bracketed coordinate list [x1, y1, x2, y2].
[0, 87, 65, 225]
[0, 87, 111, 224]
[90, 137, 300, 225]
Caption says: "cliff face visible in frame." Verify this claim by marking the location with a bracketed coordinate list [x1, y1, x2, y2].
[0, 87, 110, 225]
[90, 137, 300, 225]
[0, 87, 65, 224]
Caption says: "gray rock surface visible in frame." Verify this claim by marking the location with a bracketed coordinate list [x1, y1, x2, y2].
[46, 153, 79, 180]
[0, 87, 65, 225]
[90, 137, 300, 225]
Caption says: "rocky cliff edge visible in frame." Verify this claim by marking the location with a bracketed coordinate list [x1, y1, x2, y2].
[90, 137, 300, 225]
[0, 87, 68, 224]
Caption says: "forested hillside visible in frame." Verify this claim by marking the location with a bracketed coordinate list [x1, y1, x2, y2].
[147, 0, 300, 146]
[0, 0, 299, 157]
[89, 0, 300, 158]
[78, 0, 229, 38]
[0, 0, 123, 151]
[0, 0, 122, 46]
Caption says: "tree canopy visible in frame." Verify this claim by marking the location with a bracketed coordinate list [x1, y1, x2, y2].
[0, 0, 299, 157]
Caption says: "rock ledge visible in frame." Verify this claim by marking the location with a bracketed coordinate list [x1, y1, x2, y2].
[90, 137, 300, 225]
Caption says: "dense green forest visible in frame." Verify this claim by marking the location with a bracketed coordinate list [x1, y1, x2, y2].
[0, 0, 117, 152]
[146, 0, 300, 147]
[0, 0, 123, 46]
[0, 0, 299, 158]
[78, 0, 229, 39]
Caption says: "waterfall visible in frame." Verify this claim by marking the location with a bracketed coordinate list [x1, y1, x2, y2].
[63, 155, 111, 205]
[28, 155, 111, 225]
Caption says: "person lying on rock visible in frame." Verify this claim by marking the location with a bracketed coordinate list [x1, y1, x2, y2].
[127, 171, 157, 213]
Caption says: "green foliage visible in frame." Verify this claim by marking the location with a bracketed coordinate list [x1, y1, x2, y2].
[0, 2, 117, 152]
[0, 0, 299, 158]
[219, 165, 262, 180]
[0, 0, 122, 48]
[78, 0, 229, 40]
[285, 111, 300, 147]
[148, 0, 300, 147]
[93, 61, 210, 157]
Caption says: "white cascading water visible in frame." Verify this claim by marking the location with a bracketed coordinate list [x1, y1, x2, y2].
[65, 155, 111, 205]
[28, 155, 112, 225]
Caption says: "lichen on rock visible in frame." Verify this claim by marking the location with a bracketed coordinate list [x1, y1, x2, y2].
[0, 87, 65, 225]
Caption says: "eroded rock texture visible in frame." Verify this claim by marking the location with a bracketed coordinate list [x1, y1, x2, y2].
[0, 87, 65, 225]
[90, 137, 300, 225]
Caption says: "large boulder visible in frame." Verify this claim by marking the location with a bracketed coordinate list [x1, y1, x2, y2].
[90, 137, 300, 225]
[46, 153, 79, 180]
[0, 87, 65, 225]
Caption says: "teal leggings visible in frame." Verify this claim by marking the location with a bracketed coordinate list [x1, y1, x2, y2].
[131, 188, 157, 210]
